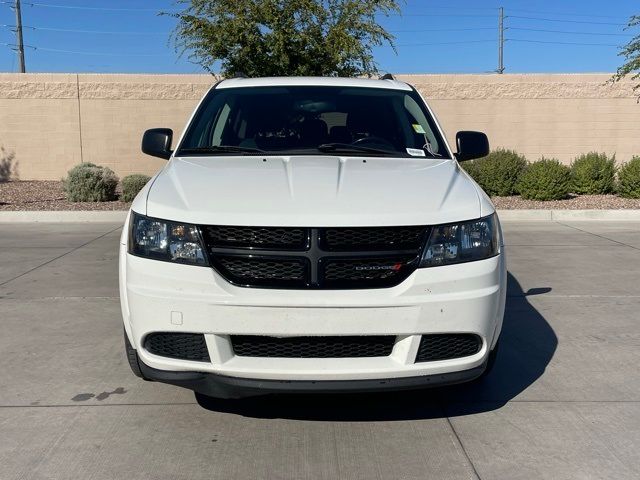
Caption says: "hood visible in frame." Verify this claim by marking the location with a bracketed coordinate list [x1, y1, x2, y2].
[145, 156, 484, 226]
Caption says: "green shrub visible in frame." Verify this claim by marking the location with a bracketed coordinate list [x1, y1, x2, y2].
[570, 152, 616, 194]
[617, 156, 640, 199]
[461, 158, 481, 180]
[462, 149, 527, 196]
[63, 163, 118, 202]
[516, 158, 572, 201]
[121, 174, 152, 202]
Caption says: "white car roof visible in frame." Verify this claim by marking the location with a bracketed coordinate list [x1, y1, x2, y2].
[216, 76, 413, 91]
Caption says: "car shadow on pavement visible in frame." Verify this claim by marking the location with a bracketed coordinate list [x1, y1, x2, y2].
[195, 272, 557, 420]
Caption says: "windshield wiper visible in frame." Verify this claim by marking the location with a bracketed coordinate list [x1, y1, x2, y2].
[179, 145, 265, 155]
[316, 143, 399, 156]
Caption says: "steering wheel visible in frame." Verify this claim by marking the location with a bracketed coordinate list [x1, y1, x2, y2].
[352, 136, 396, 150]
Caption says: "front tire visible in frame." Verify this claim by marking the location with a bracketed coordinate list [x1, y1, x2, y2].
[124, 329, 145, 379]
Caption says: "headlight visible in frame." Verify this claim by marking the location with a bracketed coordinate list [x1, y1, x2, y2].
[420, 214, 498, 267]
[129, 213, 207, 265]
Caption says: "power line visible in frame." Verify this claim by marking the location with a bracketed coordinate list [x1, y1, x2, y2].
[0, 42, 169, 56]
[13, 2, 177, 12]
[9, 24, 628, 38]
[26, 25, 168, 35]
[390, 13, 496, 18]
[509, 27, 634, 37]
[6, 3, 634, 21]
[407, 4, 628, 19]
[394, 39, 495, 47]
[31, 46, 170, 56]
[508, 15, 627, 27]
[0, 41, 33, 50]
[389, 27, 495, 33]
[399, 5, 499, 11]
[18, 25, 498, 35]
[507, 38, 620, 47]
[0, 23, 169, 35]
[507, 8, 628, 20]
[0, 42, 170, 57]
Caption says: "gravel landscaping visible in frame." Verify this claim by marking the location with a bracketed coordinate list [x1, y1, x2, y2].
[2, 181, 640, 211]
[0, 181, 131, 211]
[492, 194, 640, 210]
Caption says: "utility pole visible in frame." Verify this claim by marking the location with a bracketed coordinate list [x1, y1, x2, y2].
[14, 0, 26, 73]
[497, 6, 504, 74]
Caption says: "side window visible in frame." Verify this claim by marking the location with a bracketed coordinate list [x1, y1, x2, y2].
[403, 95, 440, 153]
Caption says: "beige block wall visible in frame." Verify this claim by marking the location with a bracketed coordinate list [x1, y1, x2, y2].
[0, 73, 639, 180]
[398, 74, 640, 163]
[79, 100, 189, 177]
[0, 73, 213, 180]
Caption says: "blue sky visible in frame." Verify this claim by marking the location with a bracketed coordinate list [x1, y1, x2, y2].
[0, 0, 638, 74]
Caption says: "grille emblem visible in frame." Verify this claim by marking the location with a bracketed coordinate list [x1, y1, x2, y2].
[354, 263, 403, 272]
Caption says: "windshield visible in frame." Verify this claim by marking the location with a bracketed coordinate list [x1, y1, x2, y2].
[177, 86, 450, 158]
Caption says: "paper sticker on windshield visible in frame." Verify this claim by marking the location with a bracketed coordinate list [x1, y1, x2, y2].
[412, 124, 426, 134]
[406, 148, 426, 157]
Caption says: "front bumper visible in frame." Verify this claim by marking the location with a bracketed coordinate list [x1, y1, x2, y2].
[120, 240, 506, 390]
[138, 358, 488, 399]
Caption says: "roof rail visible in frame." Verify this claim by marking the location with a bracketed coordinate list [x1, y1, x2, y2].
[234, 72, 248, 79]
[379, 73, 395, 80]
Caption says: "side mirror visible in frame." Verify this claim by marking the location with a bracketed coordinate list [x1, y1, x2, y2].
[455, 131, 489, 162]
[142, 128, 173, 160]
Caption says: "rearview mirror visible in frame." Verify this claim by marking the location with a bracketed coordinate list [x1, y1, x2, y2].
[455, 131, 489, 162]
[142, 128, 173, 160]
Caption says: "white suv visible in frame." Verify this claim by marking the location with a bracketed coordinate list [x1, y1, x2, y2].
[120, 76, 506, 399]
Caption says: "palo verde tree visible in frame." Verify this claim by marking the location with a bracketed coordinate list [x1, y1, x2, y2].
[612, 15, 640, 99]
[166, 0, 400, 77]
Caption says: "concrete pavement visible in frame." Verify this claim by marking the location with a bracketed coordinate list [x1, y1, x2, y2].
[0, 221, 639, 479]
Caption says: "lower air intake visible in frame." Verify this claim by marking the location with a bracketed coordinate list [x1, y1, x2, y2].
[231, 335, 395, 358]
[144, 332, 210, 362]
[415, 334, 482, 362]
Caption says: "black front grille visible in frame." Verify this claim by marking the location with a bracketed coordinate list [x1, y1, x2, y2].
[415, 334, 482, 362]
[322, 256, 416, 288]
[202, 225, 308, 250]
[322, 226, 426, 251]
[201, 225, 429, 290]
[144, 332, 210, 362]
[214, 256, 308, 288]
[231, 335, 395, 358]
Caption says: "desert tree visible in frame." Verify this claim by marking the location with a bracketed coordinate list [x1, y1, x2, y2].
[166, 0, 400, 77]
